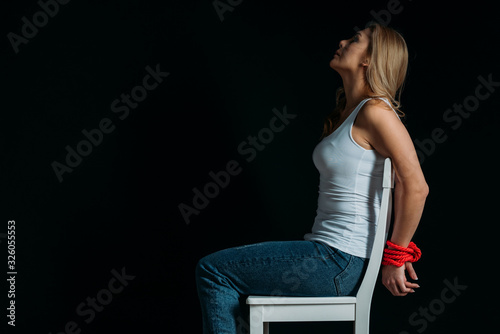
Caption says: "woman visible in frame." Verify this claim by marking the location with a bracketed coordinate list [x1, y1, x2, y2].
[196, 23, 428, 333]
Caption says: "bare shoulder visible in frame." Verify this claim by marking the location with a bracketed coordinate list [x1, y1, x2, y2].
[364, 98, 387, 108]
[354, 98, 413, 159]
[357, 98, 401, 129]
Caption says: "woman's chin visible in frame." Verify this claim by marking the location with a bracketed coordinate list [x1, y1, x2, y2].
[329, 59, 339, 70]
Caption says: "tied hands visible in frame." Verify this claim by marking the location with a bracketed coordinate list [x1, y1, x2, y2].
[382, 262, 420, 296]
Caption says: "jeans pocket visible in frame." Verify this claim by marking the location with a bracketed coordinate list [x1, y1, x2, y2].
[334, 255, 365, 296]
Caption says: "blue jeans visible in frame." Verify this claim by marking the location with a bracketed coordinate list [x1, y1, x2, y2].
[195, 240, 368, 334]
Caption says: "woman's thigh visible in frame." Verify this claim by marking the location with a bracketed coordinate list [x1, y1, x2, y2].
[198, 240, 366, 297]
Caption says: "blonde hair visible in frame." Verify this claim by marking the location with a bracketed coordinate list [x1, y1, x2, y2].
[322, 23, 409, 139]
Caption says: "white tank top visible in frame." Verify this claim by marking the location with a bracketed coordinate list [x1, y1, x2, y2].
[304, 97, 398, 258]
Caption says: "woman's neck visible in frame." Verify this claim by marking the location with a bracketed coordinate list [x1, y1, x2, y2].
[340, 72, 373, 113]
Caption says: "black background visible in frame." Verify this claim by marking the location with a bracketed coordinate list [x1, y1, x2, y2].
[1, 0, 498, 333]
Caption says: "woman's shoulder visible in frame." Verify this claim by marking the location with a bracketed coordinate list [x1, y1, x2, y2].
[364, 97, 393, 110]
[360, 98, 399, 123]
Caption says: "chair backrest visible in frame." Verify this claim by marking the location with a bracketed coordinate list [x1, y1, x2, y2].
[355, 157, 394, 301]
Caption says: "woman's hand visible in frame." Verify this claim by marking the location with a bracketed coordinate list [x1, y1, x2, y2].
[382, 262, 420, 296]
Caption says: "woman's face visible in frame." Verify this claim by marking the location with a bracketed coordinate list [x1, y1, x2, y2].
[330, 28, 372, 73]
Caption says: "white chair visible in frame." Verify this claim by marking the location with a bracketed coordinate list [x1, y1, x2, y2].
[247, 157, 395, 334]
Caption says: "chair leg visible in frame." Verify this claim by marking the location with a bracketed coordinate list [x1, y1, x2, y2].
[249, 320, 264, 334]
[249, 305, 269, 334]
[354, 319, 369, 334]
[354, 304, 370, 334]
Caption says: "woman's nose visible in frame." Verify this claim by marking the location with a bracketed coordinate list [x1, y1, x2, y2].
[339, 40, 346, 49]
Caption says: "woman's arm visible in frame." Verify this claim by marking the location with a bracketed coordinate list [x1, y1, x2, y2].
[391, 168, 429, 249]
[355, 100, 429, 296]
[383, 169, 428, 296]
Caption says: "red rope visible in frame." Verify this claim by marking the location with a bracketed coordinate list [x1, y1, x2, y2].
[381, 241, 422, 267]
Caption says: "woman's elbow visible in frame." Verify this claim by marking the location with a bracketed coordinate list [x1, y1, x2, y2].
[398, 175, 429, 198]
[420, 181, 429, 198]
[412, 177, 429, 199]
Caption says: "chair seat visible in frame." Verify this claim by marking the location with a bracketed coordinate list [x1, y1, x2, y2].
[247, 296, 357, 305]
[246, 296, 357, 322]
